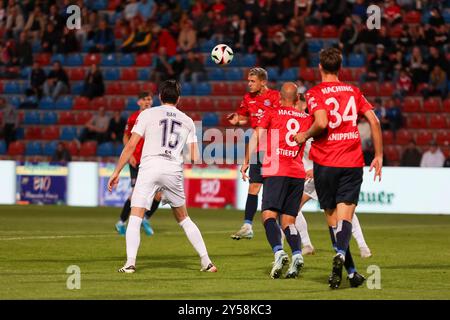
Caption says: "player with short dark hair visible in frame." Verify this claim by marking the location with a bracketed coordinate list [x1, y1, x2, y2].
[227, 67, 280, 240]
[241, 82, 311, 279]
[295, 48, 383, 289]
[115, 92, 161, 236]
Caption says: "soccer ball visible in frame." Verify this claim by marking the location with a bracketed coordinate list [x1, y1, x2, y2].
[211, 44, 234, 65]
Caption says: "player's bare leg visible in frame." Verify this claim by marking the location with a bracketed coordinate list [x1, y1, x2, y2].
[261, 210, 289, 278]
[295, 193, 315, 255]
[280, 214, 304, 279]
[172, 205, 217, 272]
[118, 207, 146, 273]
[231, 182, 261, 240]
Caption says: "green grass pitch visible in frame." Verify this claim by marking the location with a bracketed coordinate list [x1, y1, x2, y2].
[1, 205, 449, 300]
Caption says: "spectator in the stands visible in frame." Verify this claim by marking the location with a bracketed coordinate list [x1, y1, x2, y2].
[427, 46, 449, 78]
[121, 20, 151, 53]
[212, 0, 226, 14]
[51, 142, 72, 163]
[138, 0, 157, 21]
[81, 64, 104, 100]
[428, 7, 445, 28]
[90, 19, 115, 53]
[288, 32, 308, 68]
[41, 22, 60, 53]
[294, 0, 312, 20]
[231, 18, 251, 53]
[383, 0, 402, 26]
[28, 61, 46, 100]
[157, 3, 172, 28]
[24, 5, 45, 41]
[393, 69, 413, 100]
[339, 16, 358, 56]
[124, 0, 139, 21]
[180, 51, 207, 84]
[408, 46, 428, 87]
[79, 107, 110, 144]
[351, 0, 367, 24]
[193, 10, 214, 42]
[0, 97, 18, 149]
[153, 26, 177, 57]
[400, 140, 422, 167]
[420, 141, 445, 168]
[375, 26, 394, 54]
[433, 24, 449, 50]
[58, 27, 79, 54]
[48, 4, 64, 30]
[16, 31, 33, 67]
[248, 26, 267, 60]
[422, 65, 448, 99]
[361, 44, 390, 83]
[373, 98, 390, 130]
[5, 4, 24, 39]
[386, 98, 403, 133]
[210, 11, 227, 43]
[151, 46, 174, 85]
[76, 7, 97, 45]
[170, 53, 186, 80]
[178, 20, 197, 53]
[108, 111, 126, 144]
[260, 31, 290, 72]
[43, 61, 70, 101]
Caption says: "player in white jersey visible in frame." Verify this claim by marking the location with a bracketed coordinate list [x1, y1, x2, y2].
[295, 95, 372, 258]
[108, 80, 217, 273]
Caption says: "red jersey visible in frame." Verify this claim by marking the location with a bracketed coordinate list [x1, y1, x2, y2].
[257, 106, 312, 178]
[306, 81, 373, 168]
[236, 88, 280, 152]
[125, 110, 145, 164]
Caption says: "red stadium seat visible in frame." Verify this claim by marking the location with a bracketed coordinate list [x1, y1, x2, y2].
[185, 112, 202, 122]
[90, 97, 108, 109]
[216, 97, 236, 111]
[422, 98, 442, 113]
[395, 129, 413, 145]
[75, 111, 92, 125]
[42, 127, 60, 140]
[106, 82, 121, 95]
[403, 97, 421, 112]
[379, 82, 394, 97]
[230, 82, 247, 96]
[179, 97, 197, 111]
[415, 130, 434, 146]
[25, 127, 42, 140]
[389, 24, 403, 37]
[353, 68, 365, 82]
[7, 141, 25, 156]
[108, 0, 121, 10]
[135, 53, 152, 67]
[58, 111, 75, 124]
[436, 131, 450, 146]
[321, 25, 338, 38]
[109, 97, 125, 111]
[140, 82, 157, 95]
[382, 130, 394, 145]
[220, 112, 233, 126]
[120, 68, 138, 81]
[211, 82, 230, 96]
[69, 69, 85, 81]
[384, 145, 400, 162]
[35, 53, 51, 66]
[73, 96, 90, 110]
[406, 114, 427, 129]
[84, 53, 101, 66]
[404, 11, 421, 24]
[361, 82, 378, 96]
[66, 141, 79, 156]
[338, 69, 354, 82]
[429, 114, 447, 129]
[122, 82, 140, 95]
[444, 99, 450, 113]
[79, 141, 97, 157]
[305, 25, 320, 38]
[300, 68, 316, 82]
[197, 97, 215, 111]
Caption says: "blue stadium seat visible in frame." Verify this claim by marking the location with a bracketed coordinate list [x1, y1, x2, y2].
[202, 112, 219, 126]
[24, 111, 41, 125]
[4, 82, 22, 94]
[82, 40, 94, 52]
[60, 127, 78, 140]
[199, 39, 215, 53]
[267, 67, 279, 81]
[0, 141, 6, 155]
[126, 97, 138, 110]
[231, 54, 242, 67]
[114, 143, 124, 156]
[65, 54, 83, 66]
[153, 96, 161, 106]
[279, 68, 298, 81]
[347, 54, 365, 67]
[444, 10, 450, 23]
[181, 82, 193, 95]
[104, 68, 120, 80]
[9, 96, 21, 108]
[101, 54, 117, 66]
[50, 54, 65, 64]
[32, 41, 41, 52]
[39, 97, 55, 110]
[42, 111, 57, 125]
[308, 40, 323, 53]
[25, 142, 42, 156]
[138, 69, 150, 80]
[308, 54, 320, 67]
[225, 68, 243, 81]
[194, 83, 212, 95]
[43, 141, 58, 156]
[97, 142, 114, 157]
[92, 0, 107, 10]
[208, 68, 226, 81]
[71, 82, 84, 95]
[205, 56, 217, 67]
[58, 96, 73, 110]
[242, 54, 257, 67]
[20, 67, 31, 79]
[118, 54, 135, 66]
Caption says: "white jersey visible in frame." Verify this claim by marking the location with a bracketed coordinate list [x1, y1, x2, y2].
[131, 105, 197, 172]
[302, 138, 313, 171]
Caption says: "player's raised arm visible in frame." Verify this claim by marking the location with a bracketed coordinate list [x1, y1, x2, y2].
[108, 133, 141, 192]
[364, 109, 383, 181]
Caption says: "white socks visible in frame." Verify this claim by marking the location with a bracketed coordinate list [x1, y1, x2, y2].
[352, 214, 368, 249]
[179, 217, 211, 267]
[125, 215, 142, 267]
[295, 211, 312, 247]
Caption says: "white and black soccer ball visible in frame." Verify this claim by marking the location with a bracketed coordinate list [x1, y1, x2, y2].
[211, 44, 234, 65]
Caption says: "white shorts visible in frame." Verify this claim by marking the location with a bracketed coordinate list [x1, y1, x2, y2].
[304, 178, 318, 201]
[131, 168, 185, 210]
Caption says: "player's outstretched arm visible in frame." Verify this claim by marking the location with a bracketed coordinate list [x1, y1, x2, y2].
[365, 109, 383, 181]
[295, 109, 328, 145]
[108, 133, 141, 191]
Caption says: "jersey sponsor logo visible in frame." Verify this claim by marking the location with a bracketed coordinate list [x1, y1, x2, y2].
[276, 148, 299, 157]
[277, 109, 309, 118]
[327, 131, 360, 141]
[308, 97, 318, 109]
[251, 108, 264, 119]
[321, 85, 354, 95]
[264, 99, 271, 106]
[248, 100, 256, 104]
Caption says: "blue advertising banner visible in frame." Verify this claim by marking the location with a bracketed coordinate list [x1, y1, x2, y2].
[16, 162, 68, 205]
[98, 163, 131, 207]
